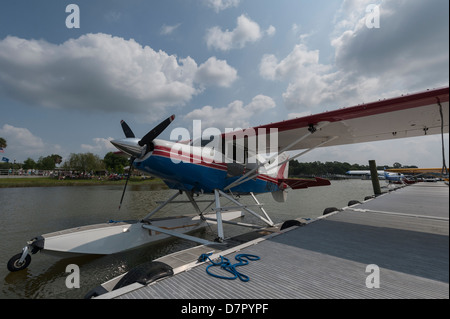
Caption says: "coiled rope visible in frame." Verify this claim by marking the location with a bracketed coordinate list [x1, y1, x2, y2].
[198, 253, 260, 282]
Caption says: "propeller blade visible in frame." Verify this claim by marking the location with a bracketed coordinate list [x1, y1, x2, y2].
[119, 156, 135, 210]
[116, 115, 174, 210]
[120, 120, 135, 138]
[138, 114, 175, 147]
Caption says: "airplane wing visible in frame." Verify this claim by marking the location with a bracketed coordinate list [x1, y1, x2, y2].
[385, 168, 445, 174]
[224, 87, 449, 153]
[221, 87, 448, 191]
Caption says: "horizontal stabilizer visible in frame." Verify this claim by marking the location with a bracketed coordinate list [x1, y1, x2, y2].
[279, 177, 331, 189]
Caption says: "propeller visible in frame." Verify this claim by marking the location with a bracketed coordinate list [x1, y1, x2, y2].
[114, 115, 175, 210]
[139, 115, 175, 147]
[120, 120, 135, 138]
[118, 155, 135, 210]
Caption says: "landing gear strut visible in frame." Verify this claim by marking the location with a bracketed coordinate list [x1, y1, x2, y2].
[7, 237, 43, 272]
[7, 247, 31, 272]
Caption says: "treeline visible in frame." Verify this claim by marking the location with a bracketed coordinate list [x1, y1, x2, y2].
[289, 160, 418, 177]
[2, 152, 419, 177]
[0, 152, 129, 174]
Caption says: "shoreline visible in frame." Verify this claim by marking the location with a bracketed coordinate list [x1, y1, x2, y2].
[0, 176, 168, 189]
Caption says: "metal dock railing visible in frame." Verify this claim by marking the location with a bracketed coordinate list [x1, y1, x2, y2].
[96, 182, 448, 300]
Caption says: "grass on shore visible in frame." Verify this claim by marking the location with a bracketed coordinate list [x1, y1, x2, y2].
[0, 176, 168, 188]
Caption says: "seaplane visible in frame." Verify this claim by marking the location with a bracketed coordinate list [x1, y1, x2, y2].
[346, 169, 410, 182]
[385, 167, 449, 183]
[346, 170, 387, 179]
[7, 86, 449, 272]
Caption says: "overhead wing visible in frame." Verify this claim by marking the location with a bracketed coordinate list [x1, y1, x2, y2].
[221, 87, 448, 191]
[224, 87, 449, 153]
[385, 168, 445, 174]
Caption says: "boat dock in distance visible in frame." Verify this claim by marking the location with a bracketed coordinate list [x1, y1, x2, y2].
[93, 182, 448, 300]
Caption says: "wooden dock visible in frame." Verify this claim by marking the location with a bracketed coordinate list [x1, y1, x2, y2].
[95, 182, 448, 300]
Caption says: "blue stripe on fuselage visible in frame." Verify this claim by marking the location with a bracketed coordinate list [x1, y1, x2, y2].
[133, 154, 279, 194]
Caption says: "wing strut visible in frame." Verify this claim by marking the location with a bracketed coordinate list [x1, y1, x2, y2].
[141, 224, 216, 246]
[224, 121, 331, 191]
[230, 136, 337, 189]
[139, 190, 274, 244]
[141, 191, 182, 222]
[213, 189, 274, 242]
[276, 136, 339, 168]
[224, 135, 337, 192]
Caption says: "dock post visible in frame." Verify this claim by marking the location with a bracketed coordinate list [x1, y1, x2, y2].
[369, 160, 382, 196]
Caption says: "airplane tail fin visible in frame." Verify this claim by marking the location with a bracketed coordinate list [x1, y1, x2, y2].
[277, 156, 289, 179]
[259, 152, 289, 178]
[273, 152, 331, 202]
[270, 152, 289, 202]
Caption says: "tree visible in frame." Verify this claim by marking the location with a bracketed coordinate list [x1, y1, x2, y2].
[52, 154, 63, 165]
[62, 153, 104, 172]
[103, 152, 128, 173]
[0, 137, 6, 148]
[288, 160, 405, 176]
[33, 154, 63, 170]
[393, 162, 402, 168]
[23, 158, 37, 170]
[38, 156, 54, 170]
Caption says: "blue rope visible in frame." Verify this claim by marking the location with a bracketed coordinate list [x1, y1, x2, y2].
[198, 253, 260, 282]
[108, 220, 121, 223]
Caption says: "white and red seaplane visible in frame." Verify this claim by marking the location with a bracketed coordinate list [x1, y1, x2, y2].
[7, 86, 448, 272]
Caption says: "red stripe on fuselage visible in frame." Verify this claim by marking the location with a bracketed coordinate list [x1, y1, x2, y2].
[152, 145, 279, 184]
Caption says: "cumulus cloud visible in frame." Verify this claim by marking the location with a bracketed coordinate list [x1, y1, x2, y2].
[204, 0, 240, 12]
[195, 57, 238, 88]
[332, 0, 449, 89]
[260, 44, 341, 109]
[0, 33, 238, 117]
[260, 44, 330, 81]
[81, 137, 116, 153]
[265, 25, 276, 37]
[160, 23, 181, 35]
[0, 124, 60, 159]
[184, 95, 276, 129]
[0, 124, 45, 150]
[206, 15, 275, 51]
[260, 0, 449, 111]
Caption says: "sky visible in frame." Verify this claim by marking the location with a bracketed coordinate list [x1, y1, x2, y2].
[0, 0, 448, 168]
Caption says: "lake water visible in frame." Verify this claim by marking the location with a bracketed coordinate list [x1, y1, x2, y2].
[0, 179, 376, 299]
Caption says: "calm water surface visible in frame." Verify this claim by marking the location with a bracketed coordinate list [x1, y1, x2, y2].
[0, 180, 376, 299]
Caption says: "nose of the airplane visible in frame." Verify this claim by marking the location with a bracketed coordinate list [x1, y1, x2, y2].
[110, 138, 144, 158]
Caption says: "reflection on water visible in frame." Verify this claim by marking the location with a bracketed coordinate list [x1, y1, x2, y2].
[0, 180, 375, 299]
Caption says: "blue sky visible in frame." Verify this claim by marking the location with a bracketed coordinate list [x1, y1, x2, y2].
[0, 0, 448, 167]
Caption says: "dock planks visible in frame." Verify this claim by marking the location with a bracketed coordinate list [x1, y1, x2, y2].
[99, 182, 449, 299]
